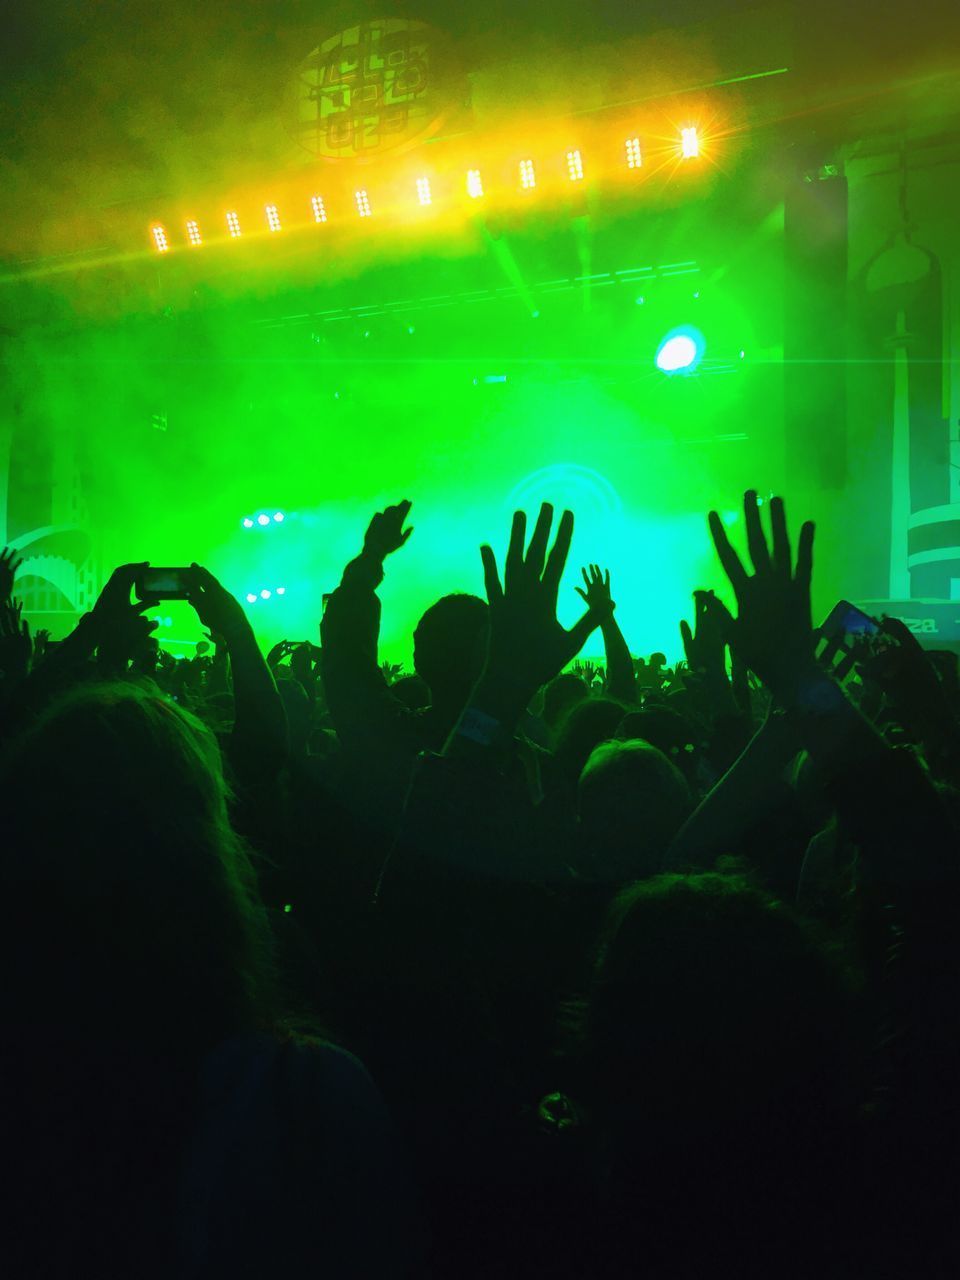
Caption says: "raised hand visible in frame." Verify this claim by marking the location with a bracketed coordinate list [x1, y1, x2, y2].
[679, 589, 728, 676]
[186, 564, 248, 638]
[90, 563, 151, 628]
[575, 564, 614, 614]
[267, 640, 291, 668]
[708, 491, 817, 703]
[479, 503, 601, 700]
[364, 499, 413, 559]
[0, 547, 22, 601]
[0, 597, 31, 681]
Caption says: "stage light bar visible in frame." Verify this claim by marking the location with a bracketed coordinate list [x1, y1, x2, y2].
[150, 124, 727, 251]
[681, 127, 700, 158]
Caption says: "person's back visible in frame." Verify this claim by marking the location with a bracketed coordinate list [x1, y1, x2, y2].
[0, 683, 415, 1277]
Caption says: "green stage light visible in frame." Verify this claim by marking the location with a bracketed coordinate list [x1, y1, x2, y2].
[257, 513, 270, 526]
[260, 589, 271, 599]
[655, 327, 705, 373]
[151, 225, 169, 253]
[246, 593, 257, 603]
[273, 511, 285, 522]
[242, 517, 254, 528]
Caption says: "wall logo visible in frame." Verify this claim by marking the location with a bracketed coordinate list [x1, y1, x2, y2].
[286, 18, 464, 160]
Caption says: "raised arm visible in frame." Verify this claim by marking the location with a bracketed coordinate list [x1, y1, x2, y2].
[576, 565, 637, 704]
[397, 504, 609, 885]
[186, 564, 287, 775]
[704, 490, 955, 879]
[319, 500, 414, 757]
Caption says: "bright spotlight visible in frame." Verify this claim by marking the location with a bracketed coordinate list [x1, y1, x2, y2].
[260, 589, 271, 599]
[416, 177, 432, 206]
[519, 159, 536, 190]
[265, 204, 282, 232]
[245, 593, 257, 603]
[566, 150, 584, 181]
[466, 169, 484, 198]
[681, 127, 700, 158]
[655, 327, 705, 374]
[355, 189, 372, 218]
[257, 513, 270, 526]
[242, 517, 254, 529]
[186, 220, 202, 246]
[226, 211, 242, 237]
[273, 511, 284, 523]
[310, 195, 327, 223]
[625, 137, 642, 169]
[276, 587, 286, 596]
[151, 225, 169, 253]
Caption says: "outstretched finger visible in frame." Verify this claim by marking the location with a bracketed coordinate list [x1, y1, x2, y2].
[505, 511, 526, 589]
[769, 496, 791, 575]
[679, 618, 694, 662]
[480, 544, 503, 606]
[543, 509, 574, 598]
[708, 511, 749, 599]
[743, 490, 771, 575]
[795, 520, 815, 589]
[526, 503, 554, 578]
[580, 566, 591, 591]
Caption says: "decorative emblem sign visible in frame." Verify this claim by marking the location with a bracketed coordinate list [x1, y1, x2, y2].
[287, 18, 462, 160]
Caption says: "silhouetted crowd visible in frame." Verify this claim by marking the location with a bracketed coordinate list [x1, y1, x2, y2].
[0, 494, 958, 1278]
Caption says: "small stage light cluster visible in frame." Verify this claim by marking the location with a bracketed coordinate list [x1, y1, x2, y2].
[245, 586, 287, 603]
[149, 127, 702, 254]
[242, 511, 285, 529]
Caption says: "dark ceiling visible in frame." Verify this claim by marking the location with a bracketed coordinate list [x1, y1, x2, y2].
[0, 0, 956, 262]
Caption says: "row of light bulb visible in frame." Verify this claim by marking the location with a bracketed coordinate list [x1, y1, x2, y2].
[150, 130, 701, 252]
